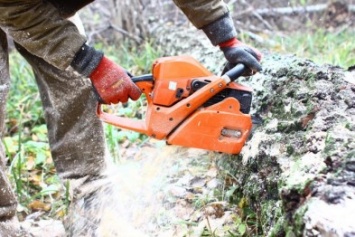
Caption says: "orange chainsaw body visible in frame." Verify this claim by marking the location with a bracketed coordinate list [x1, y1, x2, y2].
[97, 55, 253, 154]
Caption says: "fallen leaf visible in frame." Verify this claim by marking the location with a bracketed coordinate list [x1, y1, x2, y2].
[28, 200, 51, 212]
[26, 156, 36, 170]
[56, 208, 66, 218]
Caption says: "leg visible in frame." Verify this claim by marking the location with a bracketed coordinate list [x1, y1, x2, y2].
[0, 28, 24, 237]
[14, 43, 147, 236]
[14, 44, 107, 181]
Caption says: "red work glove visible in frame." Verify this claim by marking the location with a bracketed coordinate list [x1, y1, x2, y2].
[219, 38, 262, 75]
[89, 56, 141, 104]
[71, 44, 141, 104]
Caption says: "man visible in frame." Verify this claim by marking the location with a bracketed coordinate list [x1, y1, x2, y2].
[0, 0, 261, 236]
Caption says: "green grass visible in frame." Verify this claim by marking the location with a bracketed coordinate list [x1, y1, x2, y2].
[6, 53, 44, 132]
[94, 39, 161, 75]
[267, 29, 355, 69]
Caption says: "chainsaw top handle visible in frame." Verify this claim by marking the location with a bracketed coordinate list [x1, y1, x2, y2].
[130, 63, 245, 84]
[223, 64, 245, 82]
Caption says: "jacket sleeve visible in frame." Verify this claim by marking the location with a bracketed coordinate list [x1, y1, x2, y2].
[0, 0, 86, 70]
[172, 0, 229, 29]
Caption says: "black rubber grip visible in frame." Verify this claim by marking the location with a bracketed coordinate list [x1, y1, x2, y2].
[131, 74, 153, 83]
[132, 64, 245, 83]
[224, 64, 245, 81]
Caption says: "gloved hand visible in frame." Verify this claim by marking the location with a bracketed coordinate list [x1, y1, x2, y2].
[202, 14, 262, 75]
[71, 44, 141, 104]
[89, 56, 141, 104]
[219, 38, 262, 75]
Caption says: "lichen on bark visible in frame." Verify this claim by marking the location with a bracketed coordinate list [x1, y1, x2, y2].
[234, 53, 355, 236]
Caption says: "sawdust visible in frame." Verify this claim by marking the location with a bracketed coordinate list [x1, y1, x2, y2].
[59, 143, 230, 236]
[344, 70, 355, 85]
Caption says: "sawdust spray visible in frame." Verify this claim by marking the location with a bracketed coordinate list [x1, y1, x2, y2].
[68, 145, 184, 236]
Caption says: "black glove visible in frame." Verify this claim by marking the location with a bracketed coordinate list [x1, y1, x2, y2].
[219, 38, 262, 75]
[202, 14, 262, 75]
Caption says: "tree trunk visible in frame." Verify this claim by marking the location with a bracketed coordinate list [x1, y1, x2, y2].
[154, 24, 355, 236]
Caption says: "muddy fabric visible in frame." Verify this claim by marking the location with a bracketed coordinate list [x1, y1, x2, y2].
[0, 29, 18, 221]
[0, 0, 86, 70]
[173, 0, 229, 29]
[46, 0, 228, 27]
[0, 26, 108, 236]
[15, 43, 107, 180]
[0, 29, 9, 147]
[0, 29, 9, 134]
[201, 14, 237, 45]
[0, 167, 17, 219]
[47, 0, 94, 18]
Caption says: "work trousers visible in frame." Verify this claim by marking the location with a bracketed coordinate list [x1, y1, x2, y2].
[0, 28, 107, 221]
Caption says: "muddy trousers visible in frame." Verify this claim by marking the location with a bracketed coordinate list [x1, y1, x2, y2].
[0, 30, 19, 237]
[0, 28, 17, 222]
[0, 28, 107, 224]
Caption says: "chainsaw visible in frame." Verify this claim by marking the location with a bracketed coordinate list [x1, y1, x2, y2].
[97, 55, 257, 154]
